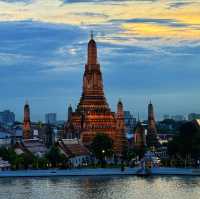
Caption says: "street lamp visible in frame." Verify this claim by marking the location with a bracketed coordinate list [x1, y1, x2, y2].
[101, 150, 105, 167]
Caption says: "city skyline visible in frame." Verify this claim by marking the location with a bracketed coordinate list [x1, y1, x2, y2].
[0, 0, 200, 121]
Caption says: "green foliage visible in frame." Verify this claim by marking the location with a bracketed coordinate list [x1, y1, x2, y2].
[134, 147, 147, 159]
[46, 145, 67, 168]
[20, 153, 35, 169]
[0, 145, 68, 169]
[32, 156, 48, 169]
[90, 133, 113, 160]
[0, 147, 35, 169]
[0, 147, 18, 169]
[126, 150, 137, 161]
[168, 122, 200, 160]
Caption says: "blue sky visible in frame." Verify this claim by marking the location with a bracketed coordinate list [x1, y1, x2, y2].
[0, 0, 200, 121]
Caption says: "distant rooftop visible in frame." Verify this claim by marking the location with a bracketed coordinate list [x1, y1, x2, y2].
[0, 131, 11, 139]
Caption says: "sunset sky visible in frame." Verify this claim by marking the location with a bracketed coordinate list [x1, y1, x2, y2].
[0, 0, 200, 121]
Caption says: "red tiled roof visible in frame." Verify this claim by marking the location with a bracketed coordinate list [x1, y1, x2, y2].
[58, 141, 90, 157]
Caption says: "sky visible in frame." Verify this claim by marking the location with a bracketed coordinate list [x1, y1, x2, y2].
[0, 0, 200, 121]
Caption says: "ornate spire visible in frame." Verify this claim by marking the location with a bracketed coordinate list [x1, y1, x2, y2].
[78, 32, 109, 113]
[147, 101, 158, 147]
[87, 31, 97, 65]
[25, 99, 29, 105]
[118, 98, 122, 107]
[23, 101, 31, 139]
[148, 101, 154, 120]
[116, 99, 125, 131]
[90, 30, 93, 40]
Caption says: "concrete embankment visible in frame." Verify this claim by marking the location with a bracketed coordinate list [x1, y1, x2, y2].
[0, 168, 138, 177]
[151, 167, 200, 176]
[0, 168, 200, 178]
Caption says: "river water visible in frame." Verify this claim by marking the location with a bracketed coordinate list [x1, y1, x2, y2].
[0, 176, 200, 199]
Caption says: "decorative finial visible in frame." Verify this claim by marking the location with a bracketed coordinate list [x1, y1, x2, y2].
[25, 99, 29, 105]
[91, 30, 93, 40]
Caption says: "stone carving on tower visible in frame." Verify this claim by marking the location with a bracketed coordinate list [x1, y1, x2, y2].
[64, 33, 127, 155]
[23, 100, 31, 139]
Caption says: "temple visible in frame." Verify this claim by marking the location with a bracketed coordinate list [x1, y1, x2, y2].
[64, 33, 127, 155]
[134, 121, 146, 150]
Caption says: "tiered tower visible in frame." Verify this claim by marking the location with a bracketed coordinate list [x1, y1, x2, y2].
[115, 100, 127, 154]
[64, 33, 127, 155]
[23, 101, 31, 139]
[146, 101, 158, 147]
[77, 32, 109, 114]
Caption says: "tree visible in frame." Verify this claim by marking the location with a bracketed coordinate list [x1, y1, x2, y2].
[133, 147, 147, 159]
[32, 156, 48, 169]
[0, 147, 24, 169]
[0, 147, 48, 169]
[20, 153, 35, 169]
[46, 145, 67, 168]
[168, 121, 200, 164]
[90, 133, 113, 166]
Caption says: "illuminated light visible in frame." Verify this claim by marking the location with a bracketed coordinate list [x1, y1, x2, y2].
[196, 119, 200, 126]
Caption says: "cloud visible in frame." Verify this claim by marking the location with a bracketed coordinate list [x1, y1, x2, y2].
[111, 18, 188, 28]
[62, 0, 129, 3]
[168, 1, 194, 9]
[0, 20, 88, 82]
[0, 52, 31, 66]
[62, 0, 158, 3]
[0, 0, 199, 120]
[72, 12, 108, 18]
[0, 0, 32, 3]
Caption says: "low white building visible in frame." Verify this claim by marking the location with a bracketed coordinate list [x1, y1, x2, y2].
[0, 131, 11, 147]
[58, 139, 91, 168]
[15, 139, 48, 157]
[23, 139, 48, 157]
[0, 158, 11, 171]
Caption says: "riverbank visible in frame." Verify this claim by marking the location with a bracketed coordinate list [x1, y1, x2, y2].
[1, 167, 200, 177]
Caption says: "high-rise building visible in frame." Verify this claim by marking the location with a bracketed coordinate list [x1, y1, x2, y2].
[0, 110, 15, 124]
[45, 113, 57, 124]
[23, 101, 31, 139]
[41, 124, 54, 148]
[64, 33, 127, 155]
[146, 101, 158, 148]
[124, 111, 137, 134]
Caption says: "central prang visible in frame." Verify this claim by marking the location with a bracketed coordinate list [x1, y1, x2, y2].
[64, 33, 127, 156]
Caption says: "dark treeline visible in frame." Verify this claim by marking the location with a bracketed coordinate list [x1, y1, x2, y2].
[0, 145, 68, 170]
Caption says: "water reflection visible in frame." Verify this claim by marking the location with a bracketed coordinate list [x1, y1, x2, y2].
[0, 176, 200, 199]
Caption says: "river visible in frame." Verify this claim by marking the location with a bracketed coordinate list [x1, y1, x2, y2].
[0, 176, 200, 199]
